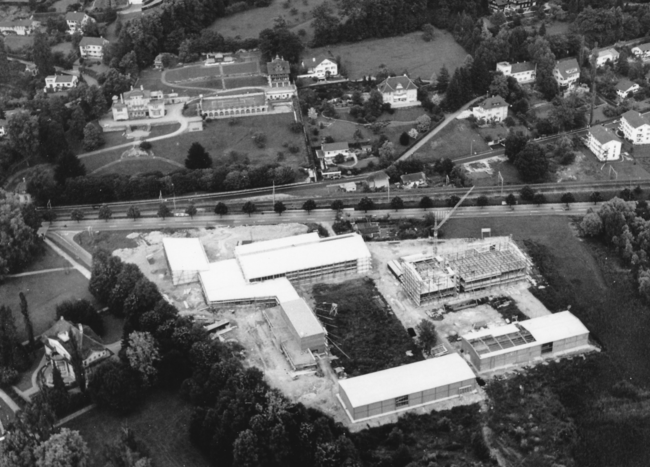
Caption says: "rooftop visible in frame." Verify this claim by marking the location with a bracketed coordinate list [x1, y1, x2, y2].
[201, 93, 266, 111]
[377, 76, 418, 93]
[338, 354, 476, 408]
[47, 74, 76, 83]
[303, 54, 334, 67]
[267, 57, 290, 75]
[633, 42, 650, 52]
[281, 298, 325, 338]
[555, 58, 580, 79]
[622, 110, 650, 128]
[42, 317, 106, 360]
[598, 48, 619, 58]
[615, 78, 637, 92]
[162, 237, 210, 272]
[0, 19, 34, 27]
[65, 11, 87, 21]
[589, 125, 620, 145]
[479, 95, 508, 109]
[400, 172, 426, 184]
[236, 232, 320, 257]
[322, 142, 349, 152]
[506, 61, 536, 74]
[80, 36, 108, 47]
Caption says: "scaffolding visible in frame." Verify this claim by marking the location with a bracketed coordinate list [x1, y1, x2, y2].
[401, 255, 457, 306]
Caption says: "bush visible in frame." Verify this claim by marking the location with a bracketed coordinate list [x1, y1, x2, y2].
[56, 299, 104, 335]
[139, 141, 152, 150]
[399, 132, 410, 146]
[0, 367, 19, 387]
[89, 360, 143, 414]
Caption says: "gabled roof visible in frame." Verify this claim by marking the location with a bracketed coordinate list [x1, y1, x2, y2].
[400, 172, 426, 184]
[554, 58, 580, 79]
[322, 142, 349, 152]
[42, 317, 106, 361]
[615, 78, 638, 93]
[633, 42, 650, 52]
[598, 48, 619, 59]
[80, 36, 108, 47]
[479, 95, 508, 109]
[47, 74, 76, 83]
[622, 110, 650, 129]
[65, 11, 87, 22]
[303, 54, 335, 68]
[267, 57, 290, 75]
[0, 19, 34, 27]
[366, 171, 389, 182]
[508, 61, 535, 73]
[377, 76, 418, 93]
[589, 126, 620, 145]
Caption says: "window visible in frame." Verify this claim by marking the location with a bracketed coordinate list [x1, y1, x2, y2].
[541, 342, 553, 354]
[395, 395, 409, 408]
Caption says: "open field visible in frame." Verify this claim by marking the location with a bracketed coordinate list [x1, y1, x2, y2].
[93, 158, 182, 175]
[165, 61, 260, 83]
[51, 41, 72, 54]
[0, 270, 97, 341]
[223, 75, 268, 88]
[21, 243, 71, 272]
[4, 34, 32, 51]
[65, 391, 211, 467]
[74, 230, 138, 254]
[209, 0, 328, 38]
[417, 119, 490, 162]
[556, 147, 650, 183]
[135, 69, 203, 96]
[336, 106, 427, 124]
[305, 28, 468, 81]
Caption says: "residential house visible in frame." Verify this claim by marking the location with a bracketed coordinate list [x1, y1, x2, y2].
[79, 36, 109, 60]
[65, 11, 91, 34]
[316, 142, 350, 166]
[553, 58, 580, 87]
[266, 56, 296, 100]
[615, 79, 640, 100]
[489, 0, 533, 11]
[471, 95, 508, 123]
[44, 74, 79, 92]
[41, 317, 112, 387]
[620, 110, 650, 145]
[322, 167, 341, 180]
[154, 54, 164, 70]
[400, 172, 427, 188]
[496, 61, 536, 84]
[340, 182, 357, 192]
[631, 43, 650, 59]
[596, 48, 619, 67]
[13, 179, 31, 204]
[112, 87, 165, 120]
[301, 54, 338, 79]
[365, 171, 390, 190]
[0, 18, 36, 35]
[586, 126, 621, 161]
[377, 76, 419, 108]
[0, 119, 6, 137]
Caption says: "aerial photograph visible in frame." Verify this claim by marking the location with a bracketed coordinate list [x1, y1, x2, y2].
[1, 0, 650, 465]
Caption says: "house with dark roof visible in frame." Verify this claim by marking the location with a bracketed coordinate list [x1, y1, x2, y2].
[112, 86, 165, 120]
[301, 54, 338, 79]
[586, 125, 621, 161]
[632, 43, 650, 59]
[322, 166, 341, 180]
[553, 58, 580, 87]
[496, 61, 536, 84]
[317, 141, 350, 165]
[79, 36, 109, 59]
[471, 95, 508, 123]
[615, 79, 640, 100]
[377, 76, 419, 108]
[620, 110, 650, 145]
[65, 11, 91, 34]
[44, 74, 79, 92]
[365, 171, 390, 190]
[41, 317, 112, 387]
[266, 56, 296, 100]
[400, 172, 427, 188]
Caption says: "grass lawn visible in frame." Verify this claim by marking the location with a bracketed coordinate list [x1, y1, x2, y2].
[0, 270, 97, 342]
[179, 77, 224, 90]
[418, 119, 490, 162]
[306, 28, 468, 81]
[223, 75, 268, 89]
[14, 347, 45, 391]
[74, 230, 138, 254]
[20, 243, 71, 273]
[65, 390, 211, 467]
[135, 69, 203, 96]
[4, 34, 33, 51]
[166, 62, 259, 83]
[209, 0, 328, 38]
[312, 278, 422, 377]
[52, 41, 72, 54]
[337, 106, 426, 124]
[52, 0, 85, 11]
[93, 157, 182, 175]
[558, 147, 650, 183]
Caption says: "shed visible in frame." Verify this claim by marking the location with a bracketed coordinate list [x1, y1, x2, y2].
[338, 353, 477, 422]
[162, 238, 211, 285]
[460, 311, 590, 372]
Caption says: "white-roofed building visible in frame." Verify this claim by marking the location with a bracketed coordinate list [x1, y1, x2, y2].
[279, 298, 327, 352]
[596, 48, 619, 67]
[496, 61, 536, 84]
[620, 110, 650, 145]
[586, 126, 621, 161]
[461, 311, 590, 373]
[631, 42, 650, 59]
[162, 237, 210, 285]
[337, 354, 477, 422]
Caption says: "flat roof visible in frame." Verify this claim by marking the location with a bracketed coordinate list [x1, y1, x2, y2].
[162, 237, 210, 272]
[235, 232, 320, 256]
[338, 354, 475, 408]
[281, 298, 325, 338]
[237, 234, 371, 281]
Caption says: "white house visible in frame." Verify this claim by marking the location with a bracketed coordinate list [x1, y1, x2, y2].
[554, 58, 580, 87]
[377, 76, 419, 107]
[316, 142, 350, 166]
[472, 95, 508, 123]
[365, 171, 390, 190]
[400, 172, 427, 188]
[0, 18, 37, 35]
[0, 119, 6, 137]
[615, 79, 640, 100]
[301, 54, 338, 79]
[44, 74, 79, 92]
[266, 56, 296, 100]
[586, 126, 621, 161]
[620, 110, 650, 145]
[322, 167, 341, 180]
[112, 87, 165, 121]
[496, 61, 536, 84]
[79, 36, 109, 59]
[596, 48, 619, 67]
[631, 43, 650, 59]
[65, 11, 91, 34]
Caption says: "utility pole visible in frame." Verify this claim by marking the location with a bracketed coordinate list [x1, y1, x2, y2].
[589, 41, 599, 127]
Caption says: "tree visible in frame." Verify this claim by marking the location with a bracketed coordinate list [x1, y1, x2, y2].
[185, 142, 212, 169]
[533, 193, 546, 206]
[514, 142, 549, 182]
[98, 204, 113, 221]
[233, 429, 260, 467]
[101, 427, 153, 467]
[504, 130, 529, 163]
[520, 185, 535, 201]
[34, 428, 89, 467]
[252, 132, 267, 148]
[274, 201, 286, 216]
[19, 292, 34, 350]
[242, 201, 257, 217]
[157, 202, 172, 219]
[419, 196, 433, 210]
[88, 360, 142, 413]
[42, 210, 57, 224]
[7, 111, 40, 161]
[71, 209, 85, 223]
[258, 24, 304, 64]
[126, 331, 159, 388]
[0, 37, 8, 83]
[415, 114, 432, 133]
[0, 305, 26, 375]
[561, 192, 575, 208]
[45, 363, 70, 417]
[214, 202, 228, 217]
[68, 107, 87, 140]
[68, 330, 87, 393]
[127, 205, 141, 221]
[302, 199, 317, 213]
[56, 299, 104, 336]
[185, 203, 197, 219]
[54, 151, 86, 185]
[437, 65, 450, 93]
[399, 132, 410, 146]
[83, 123, 104, 151]
[331, 200, 345, 211]
[581, 210, 603, 237]
[358, 197, 374, 213]
[416, 319, 437, 351]
[528, 36, 558, 100]
[33, 30, 55, 77]
[477, 195, 489, 207]
[447, 195, 460, 207]
[505, 193, 517, 208]
[123, 278, 161, 320]
[590, 191, 603, 204]
[390, 196, 404, 211]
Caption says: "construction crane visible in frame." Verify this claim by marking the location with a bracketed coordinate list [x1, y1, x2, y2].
[431, 186, 475, 254]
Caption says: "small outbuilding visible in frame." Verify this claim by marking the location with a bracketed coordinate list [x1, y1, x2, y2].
[337, 353, 477, 422]
[162, 237, 211, 285]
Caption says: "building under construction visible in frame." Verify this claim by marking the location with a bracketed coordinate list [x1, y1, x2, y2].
[400, 237, 529, 306]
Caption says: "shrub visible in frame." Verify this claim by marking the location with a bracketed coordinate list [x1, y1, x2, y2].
[0, 367, 19, 387]
[139, 141, 152, 150]
[399, 132, 410, 146]
[56, 299, 104, 335]
[89, 360, 143, 414]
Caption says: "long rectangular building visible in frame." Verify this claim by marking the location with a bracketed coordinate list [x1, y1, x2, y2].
[162, 238, 211, 285]
[461, 311, 590, 372]
[338, 354, 477, 422]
